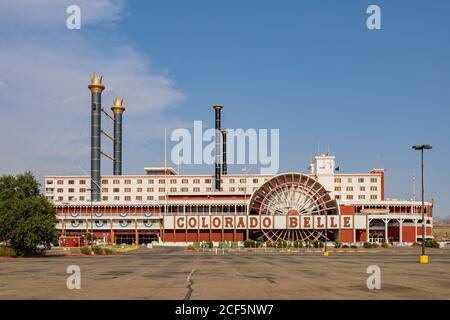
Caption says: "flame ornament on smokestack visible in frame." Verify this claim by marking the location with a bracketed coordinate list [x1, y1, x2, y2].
[222, 130, 228, 175]
[88, 73, 105, 202]
[213, 104, 223, 191]
[111, 97, 125, 175]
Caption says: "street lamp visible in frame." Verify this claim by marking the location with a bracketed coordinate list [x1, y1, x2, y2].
[324, 190, 331, 257]
[412, 144, 432, 264]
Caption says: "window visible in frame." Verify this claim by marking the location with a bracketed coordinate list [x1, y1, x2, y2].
[240, 179, 246, 183]
[206, 187, 212, 192]
[347, 178, 353, 183]
[370, 186, 378, 191]
[113, 179, 119, 185]
[253, 179, 258, 183]
[79, 188, 86, 193]
[205, 179, 212, 184]
[124, 196, 131, 201]
[125, 188, 131, 192]
[346, 195, 353, 200]
[137, 187, 143, 192]
[79, 180, 86, 185]
[102, 188, 108, 192]
[360, 186, 365, 191]
[114, 196, 120, 201]
[147, 196, 154, 200]
[170, 179, 177, 184]
[193, 179, 200, 184]
[230, 179, 235, 183]
[137, 179, 142, 184]
[358, 178, 364, 183]
[57, 180, 63, 185]
[46, 180, 53, 185]
[57, 188, 63, 193]
[58, 196, 63, 201]
[335, 186, 341, 191]
[102, 179, 108, 184]
[358, 195, 365, 200]
[158, 188, 165, 192]
[68, 188, 75, 193]
[170, 188, 177, 192]
[370, 195, 378, 200]
[230, 187, 235, 192]
[79, 196, 85, 201]
[148, 179, 154, 184]
[334, 178, 341, 183]
[335, 195, 341, 200]
[182, 179, 189, 184]
[346, 186, 353, 191]
[68, 180, 75, 185]
[113, 188, 120, 193]
[370, 178, 378, 183]
[181, 187, 188, 192]
[125, 179, 131, 184]
[102, 196, 108, 201]
[158, 179, 165, 184]
[158, 196, 165, 200]
[136, 196, 142, 201]
[147, 187, 154, 192]
[193, 187, 200, 192]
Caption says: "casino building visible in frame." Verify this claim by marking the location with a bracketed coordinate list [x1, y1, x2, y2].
[44, 74, 433, 246]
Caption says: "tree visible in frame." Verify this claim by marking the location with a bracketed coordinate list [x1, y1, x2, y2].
[0, 172, 57, 256]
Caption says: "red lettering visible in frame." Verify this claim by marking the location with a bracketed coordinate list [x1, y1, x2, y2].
[176, 217, 185, 228]
[212, 217, 221, 228]
[330, 216, 338, 228]
[201, 217, 209, 228]
[262, 217, 272, 228]
[224, 217, 233, 228]
[303, 217, 311, 228]
[289, 217, 298, 228]
[316, 216, 324, 228]
[188, 217, 197, 228]
[343, 216, 351, 228]
[249, 216, 259, 228]
[237, 217, 246, 228]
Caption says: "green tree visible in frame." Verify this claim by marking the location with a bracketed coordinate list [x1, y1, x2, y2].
[0, 172, 57, 256]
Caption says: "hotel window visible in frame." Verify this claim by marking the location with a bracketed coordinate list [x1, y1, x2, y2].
[147, 187, 154, 192]
[193, 179, 200, 184]
[113, 179, 119, 184]
[79, 188, 86, 193]
[158, 196, 165, 200]
[159, 188, 165, 192]
[370, 186, 378, 191]
[181, 187, 188, 192]
[334, 178, 341, 183]
[137, 187, 143, 192]
[158, 179, 165, 184]
[46, 180, 53, 185]
[68, 196, 75, 201]
[79, 180, 86, 185]
[230, 179, 235, 183]
[230, 187, 236, 192]
[102, 196, 108, 201]
[240, 179, 246, 183]
[137, 179, 142, 184]
[335, 195, 341, 200]
[358, 178, 365, 183]
[114, 196, 120, 201]
[360, 186, 365, 191]
[79, 196, 85, 201]
[147, 196, 154, 200]
[346, 186, 353, 191]
[182, 179, 189, 184]
[193, 187, 200, 192]
[68, 188, 75, 193]
[57, 188, 63, 193]
[58, 196, 63, 201]
[124, 196, 131, 201]
[125, 179, 131, 184]
[170, 188, 177, 192]
[125, 188, 131, 192]
[170, 179, 177, 184]
[57, 180, 64, 185]
[102, 188, 108, 192]
[68, 180, 75, 185]
[205, 179, 212, 183]
[370, 195, 378, 200]
[359, 195, 366, 200]
[346, 195, 354, 200]
[347, 178, 353, 183]
[206, 187, 212, 192]
[335, 186, 341, 191]
[370, 178, 378, 183]
[136, 196, 142, 201]
[253, 179, 258, 183]
[102, 179, 108, 184]
[148, 179, 154, 184]
[239, 187, 246, 192]
[113, 188, 120, 193]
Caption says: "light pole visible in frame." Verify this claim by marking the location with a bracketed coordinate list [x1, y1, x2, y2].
[323, 190, 331, 257]
[412, 144, 432, 264]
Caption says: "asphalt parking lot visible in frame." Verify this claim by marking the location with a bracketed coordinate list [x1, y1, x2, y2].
[1, 247, 449, 300]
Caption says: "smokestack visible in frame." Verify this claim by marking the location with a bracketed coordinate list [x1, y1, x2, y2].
[222, 130, 227, 175]
[88, 73, 105, 202]
[213, 104, 223, 191]
[111, 97, 125, 175]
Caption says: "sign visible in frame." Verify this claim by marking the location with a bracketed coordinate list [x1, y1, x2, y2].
[165, 215, 364, 230]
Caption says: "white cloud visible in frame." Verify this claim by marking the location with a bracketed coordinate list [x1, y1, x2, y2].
[0, 0, 187, 178]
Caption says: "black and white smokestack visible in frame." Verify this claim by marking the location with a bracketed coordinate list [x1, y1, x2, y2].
[111, 97, 125, 175]
[88, 73, 105, 202]
[213, 104, 223, 191]
[221, 130, 228, 175]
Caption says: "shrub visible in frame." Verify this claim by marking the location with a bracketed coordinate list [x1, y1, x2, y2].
[187, 245, 196, 251]
[103, 248, 113, 255]
[424, 240, 440, 248]
[293, 240, 304, 248]
[0, 247, 16, 257]
[351, 245, 358, 249]
[80, 246, 92, 255]
[244, 240, 254, 248]
[334, 240, 342, 248]
[193, 242, 200, 249]
[342, 244, 350, 248]
[363, 242, 373, 249]
[381, 242, 390, 248]
[92, 246, 103, 255]
[371, 243, 380, 248]
[207, 242, 214, 248]
[265, 241, 273, 248]
[277, 240, 288, 248]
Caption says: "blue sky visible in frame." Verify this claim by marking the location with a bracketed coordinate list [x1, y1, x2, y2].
[0, 0, 449, 216]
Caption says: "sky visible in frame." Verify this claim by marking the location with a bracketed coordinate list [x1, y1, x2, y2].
[0, 0, 449, 217]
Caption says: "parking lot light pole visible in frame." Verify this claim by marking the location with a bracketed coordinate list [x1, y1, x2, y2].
[412, 144, 432, 264]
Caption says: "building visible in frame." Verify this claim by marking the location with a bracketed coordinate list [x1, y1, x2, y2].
[44, 74, 433, 246]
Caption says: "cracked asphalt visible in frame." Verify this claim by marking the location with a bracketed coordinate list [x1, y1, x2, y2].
[1, 247, 450, 300]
